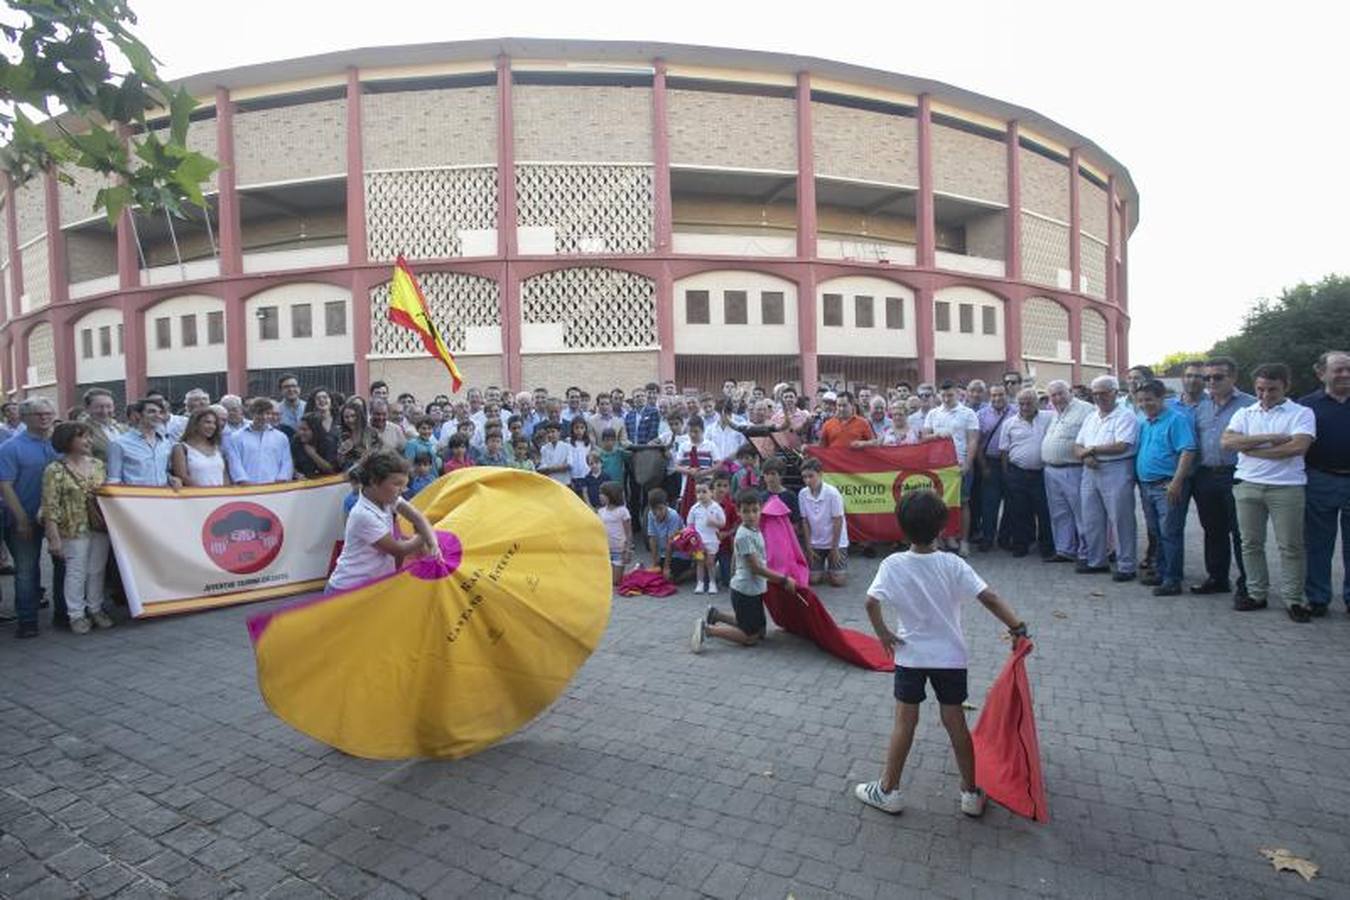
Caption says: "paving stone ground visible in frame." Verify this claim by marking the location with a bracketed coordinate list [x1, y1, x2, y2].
[1, 510, 1347, 899]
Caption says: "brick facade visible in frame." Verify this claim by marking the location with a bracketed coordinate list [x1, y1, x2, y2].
[1081, 234, 1108, 300]
[668, 90, 796, 171]
[19, 239, 48, 310]
[368, 354, 504, 398]
[1081, 306, 1108, 364]
[1021, 213, 1070, 288]
[57, 164, 114, 227]
[1021, 296, 1070, 359]
[513, 85, 653, 163]
[12, 178, 46, 244]
[362, 86, 497, 170]
[65, 230, 118, 282]
[1019, 147, 1070, 222]
[520, 351, 659, 395]
[811, 102, 917, 185]
[964, 210, 1006, 260]
[233, 100, 346, 187]
[1079, 175, 1109, 239]
[932, 124, 1005, 204]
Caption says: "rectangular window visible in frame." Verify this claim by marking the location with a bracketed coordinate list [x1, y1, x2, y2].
[99, 325, 112, 357]
[935, 301, 951, 332]
[291, 303, 313, 339]
[206, 311, 224, 345]
[723, 290, 747, 325]
[115, 324, 123, 354]
[959, 303, 974, 334]
[258, 306, 279, 341]
[324, 300, 347, 336]
[823, 293, 843, 327]
[180, 314, 198, 347]
[685, 290, 709, 324]
[982, 306, 997, 335]
[81, 329, 93, 359]
[855, 295, 874, 329]
[885, 297, 905, 329]
[761, 291, 784, 325]
[154, 317, 171, 350]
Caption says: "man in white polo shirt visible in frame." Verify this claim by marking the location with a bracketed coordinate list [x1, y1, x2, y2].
[1040, 380, 1094, 564]
[1222, 363, 1316, 621]
[798, 458, 849, 587]
[1074, 374, 1139, 581]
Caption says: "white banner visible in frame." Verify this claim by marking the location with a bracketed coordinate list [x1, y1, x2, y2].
[97, 475, 348, 618]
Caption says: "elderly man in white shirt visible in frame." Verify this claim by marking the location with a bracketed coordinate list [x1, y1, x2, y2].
[1221, 362, 1316, 621]
[1074, 374, 1140, 580]
[999, 387, 1054, 558]
[1040, 380, 1094, 564]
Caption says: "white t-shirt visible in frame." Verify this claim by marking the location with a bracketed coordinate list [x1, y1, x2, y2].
[538, 440, 572, 485]
[1227, 399, 1317, 486]
[923, 404, 980, 466]
[598, 505, 631, 553]
[687, 500, 726, 552]
[798, 482, 848, 549]
[867, 550, 989, 668]
[1075, 404, 1139, 461]
[327, 494, 396, 592]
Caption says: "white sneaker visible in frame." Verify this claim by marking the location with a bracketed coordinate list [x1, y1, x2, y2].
[960, 787, 987, 817]
[91, 611, 114, 629]
[853, 781, 903, 814]
[708, 580, 719, 594]
[70, 617, 92, 635]
[690, 618, 706, 654]
[693, 581, 706, 594]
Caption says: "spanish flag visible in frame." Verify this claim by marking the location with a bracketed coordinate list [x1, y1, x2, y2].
[388, 255, 463, 392]
[805, 440, 963, 542]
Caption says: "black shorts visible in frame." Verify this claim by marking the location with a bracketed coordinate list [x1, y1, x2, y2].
[893, 666, 968, 705]
[730, 589, 767, 637]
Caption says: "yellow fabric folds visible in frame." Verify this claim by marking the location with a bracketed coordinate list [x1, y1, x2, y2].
[250, 467, 611, 759]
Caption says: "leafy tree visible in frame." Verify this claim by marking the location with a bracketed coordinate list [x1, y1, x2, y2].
[1210, 275, 1350, 396]
[1152, 350, 1211, 377]
[0, 0, 215, 222]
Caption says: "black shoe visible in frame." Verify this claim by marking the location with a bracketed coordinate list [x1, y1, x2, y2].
[14, 622, 38, 639]
[1045, 554, 1075, 563]
[1112, 571, 1136, 582]
[1233, 587, 1252, 604]
[1190, 579, 1231, 595]
[1153, 583, 1183, 597]
[1233, 597, 1268, 612]
[1308, 605, 1328, 618]
[976, 541, 992, 553]
[1288, 604, 1312, 623]
[1108, 552, 1117, 564]
[1011, 548, 1028, 558]
[1076, 564, 1109, 574]
[705, 605, 719, 625]
[1140, 575, 1163, 587]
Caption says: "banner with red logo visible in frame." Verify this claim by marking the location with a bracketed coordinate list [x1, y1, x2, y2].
[97, 476, 349, 618]
[805, 440, 962, 542]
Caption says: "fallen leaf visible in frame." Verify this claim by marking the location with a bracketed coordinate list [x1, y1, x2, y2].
[759, 769, 774, 778]
[1052, 610, 1068, 619]
[1089, 591, 1105, 598]
[998, 632, 1012, 642]
[1260, 847, 1318, 882]
[961, 701, 978, 711]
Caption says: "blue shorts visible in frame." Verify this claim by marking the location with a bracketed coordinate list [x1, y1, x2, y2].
[894, 666, 968, 705]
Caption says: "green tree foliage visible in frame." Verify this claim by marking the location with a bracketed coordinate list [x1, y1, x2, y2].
[1210, 275, 1350, 396]
[0, 0, 215, 222]
[1153, 350, 1211, 377]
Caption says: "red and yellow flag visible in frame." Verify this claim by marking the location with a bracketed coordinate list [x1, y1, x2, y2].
[388, 255, 463, 392]
[806, 440, 963, 542]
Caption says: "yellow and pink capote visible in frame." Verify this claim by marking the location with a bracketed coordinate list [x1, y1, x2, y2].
[247, 467, 612, 759]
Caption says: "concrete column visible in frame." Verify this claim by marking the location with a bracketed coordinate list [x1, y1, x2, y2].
[223, 281, 247, 396]
[497, 57, 520, 390]
[215, 87, 242, 277]
[916, 95, 935, 269]
[1067, 299, 1082, 386]
[1068, 148, 1081, 293]
[652, 60, 672, 254]
[345, 69, 367, 266]
[798, 265, 818, 395]
[655, 261, 674, 382]
[1004, 291, 1023, 373]
[121, 295, 145, 400]
[4, 175, 23, 319]
[795, 72, 817, 259]
[915, 285, 936, 384]
[1005, 121, 1022, 281]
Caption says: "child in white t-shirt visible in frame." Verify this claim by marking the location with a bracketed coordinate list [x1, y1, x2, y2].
[686, 478, 726, 594]
[327, 449, 440, 594]
[853, 489, 1026, 819]
[597, 481, 632, 584]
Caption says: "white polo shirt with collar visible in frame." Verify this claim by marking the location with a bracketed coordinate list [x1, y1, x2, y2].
[1226, 399, 1316, 486]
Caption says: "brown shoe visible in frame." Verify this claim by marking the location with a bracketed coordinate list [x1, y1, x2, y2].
[1233, 597, 1268, 612]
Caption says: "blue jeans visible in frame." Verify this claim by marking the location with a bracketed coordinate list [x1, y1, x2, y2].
[6, 529, 45, 628]
[1005, 465, 1053, 556]
[978, 463, 1010, 547]
[1140, 479, 1188, 586]
[1305, 469, 1350, 608]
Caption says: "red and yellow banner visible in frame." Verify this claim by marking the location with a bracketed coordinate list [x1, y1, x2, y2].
[806, 440, 962, 542]
[389, 255, 464, 392]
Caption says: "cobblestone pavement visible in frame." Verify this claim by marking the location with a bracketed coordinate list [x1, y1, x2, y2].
[1, 512, 1347, 899]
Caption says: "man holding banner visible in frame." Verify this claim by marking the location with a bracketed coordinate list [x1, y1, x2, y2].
[799, 458, 849, 586]
[922, 381, 981, 557]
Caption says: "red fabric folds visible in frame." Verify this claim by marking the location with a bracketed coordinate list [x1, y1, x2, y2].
[971, 639, 1048, 822]
[758, 496, 893, 672]
[617, 569, 678, 598]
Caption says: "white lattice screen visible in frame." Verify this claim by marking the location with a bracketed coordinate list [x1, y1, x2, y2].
[515, 164, 653, 255]
[365, 167, 499, 261]
[1081, 308, 1108, 364]
[1021, 297, 1069, 360]
[521, 267, 656, 351]
[1081, 234, 1108, 299]
[1021, 213, 1069, 289]
[26, 321, 55, 384]
[20, 240, 49, 311]
[370, 271, 500, 356]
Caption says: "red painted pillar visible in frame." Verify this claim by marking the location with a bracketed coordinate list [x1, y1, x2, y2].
[1106, 175, 1117, 307]
[50, 309, 78, 411]
[121, 294, 146, 400]
[497, 56, 521, 390]
[43, 169, 77, 409]
[1103, 307, 1118, 369]
[652, 60, 672, 254]
[1005, 121, 1022, 281]
[116, 210, 139, 290]
[1118, 198, 1129, 370]
[344, 68, 371, 395]
[1067, 298, 1082, 386]
[14, 325, 29, 398]
[1068, 148, 1081, 294]
[1004, 287, 1023, 373]
[215, 87, 242, 277]
[795, 72, 817, 259]
[223, 280, 247, 397]
[4, 175, 23, 319]
[916, 95, 935, 269]
[798, 265, 818, 396]
[655, 262, 674, 382]
[915, 284, 936, 384]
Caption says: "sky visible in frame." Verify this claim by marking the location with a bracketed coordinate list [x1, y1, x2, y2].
[130, 0, 1349, 366]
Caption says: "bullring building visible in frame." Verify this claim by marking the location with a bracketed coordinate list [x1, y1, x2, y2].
[0, 38, 1137, 411]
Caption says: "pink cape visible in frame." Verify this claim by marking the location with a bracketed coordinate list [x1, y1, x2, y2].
[758, 496, 893, 671]
[617, 569, 678, 597]
[971, 638, 1049, 822]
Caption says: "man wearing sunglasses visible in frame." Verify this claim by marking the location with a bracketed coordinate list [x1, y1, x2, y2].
[1191, 357, 1255, 601]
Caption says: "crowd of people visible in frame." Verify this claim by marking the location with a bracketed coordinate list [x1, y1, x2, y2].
[0, 350, 1345, 639]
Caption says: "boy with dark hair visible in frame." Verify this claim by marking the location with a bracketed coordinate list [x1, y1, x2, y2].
[854, 489, 1027, 818]
[645, 488, 692, 583]
[758, 457, 803, 546]
[691, 490, 797, 652]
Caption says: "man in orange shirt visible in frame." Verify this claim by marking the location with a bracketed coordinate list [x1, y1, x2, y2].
[820, 392, 877, 448]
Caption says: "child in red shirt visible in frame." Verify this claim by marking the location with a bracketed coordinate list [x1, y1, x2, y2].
[713, 472, 741, 589]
